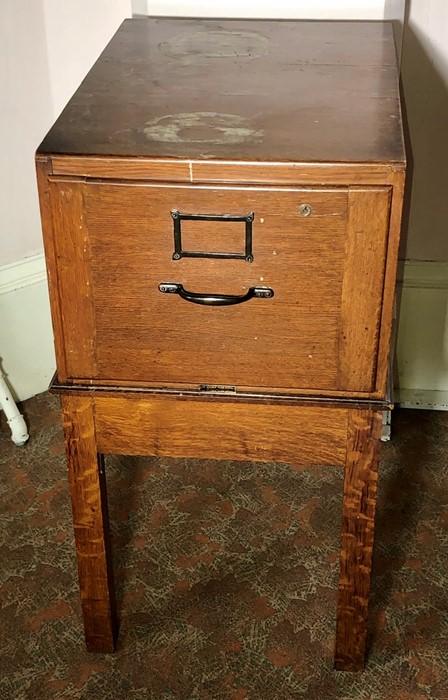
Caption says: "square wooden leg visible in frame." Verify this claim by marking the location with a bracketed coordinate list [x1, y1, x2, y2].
[334, 408, 382, 671]
[61, 394, 117, 653]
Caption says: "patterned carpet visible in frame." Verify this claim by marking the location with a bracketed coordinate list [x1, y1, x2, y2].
[1, 392, 448, 699]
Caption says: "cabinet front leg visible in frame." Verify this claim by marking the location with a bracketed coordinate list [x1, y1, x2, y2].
[61, 394, 117, 653]
[335, 408, 382, 671]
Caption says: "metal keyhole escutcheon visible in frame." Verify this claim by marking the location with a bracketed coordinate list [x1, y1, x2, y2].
[298, 203, 312, 217]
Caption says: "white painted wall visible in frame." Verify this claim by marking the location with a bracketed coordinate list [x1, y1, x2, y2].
[384, 0, 407, 58]
[0, 1, 53, 268]
[401, 0, 448, 262]
[397, 262, 448, 402]
[133, 0, 386, 19]
[43, 0, 132, 118]
[0, 0, 132, 268]
[391, 0, 448, 407]
[0, 1, 131, 401]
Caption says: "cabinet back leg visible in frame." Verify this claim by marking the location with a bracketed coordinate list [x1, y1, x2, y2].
[61, 394, 117, 653]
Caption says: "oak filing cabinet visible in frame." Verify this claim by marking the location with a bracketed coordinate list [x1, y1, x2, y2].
[36, 18, 406, 670]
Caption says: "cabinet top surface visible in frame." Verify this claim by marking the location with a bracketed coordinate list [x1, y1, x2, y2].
[38, 18, 405, 165]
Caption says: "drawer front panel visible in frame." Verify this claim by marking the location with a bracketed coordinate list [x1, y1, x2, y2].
[49, 181, 391, 393]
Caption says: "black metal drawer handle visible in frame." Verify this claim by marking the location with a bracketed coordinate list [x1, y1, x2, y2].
[158, 283, 274, 306]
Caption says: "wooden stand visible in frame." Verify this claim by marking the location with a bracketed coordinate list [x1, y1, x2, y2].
[57, 385, 385, 669]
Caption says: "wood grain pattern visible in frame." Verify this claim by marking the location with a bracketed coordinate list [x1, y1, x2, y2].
[49, 179, 97, 379]
[375, 171, 406, 394]
[60, 394, 117, 653]
[36, 17, 406, 667]
[93, 394, 348, 467]
[84, 182, 346, 393]
[51, 157, 191, 182]
[37, 18, 405, 165]
[71, 181, 348, 390]
[35, 157, 68, 381]
[191, 162, 405, 187]
[338, 187, 392, 392]
[49, 156, 403, 186]
[334, 409, 382, 671]
[46, 179, 396, 396]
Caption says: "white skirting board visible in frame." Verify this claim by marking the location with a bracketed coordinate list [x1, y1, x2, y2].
[396, 389, 448, 410]
[0, 253, 55, 402]
[396, 261, 448, 410]
[0, 254, 447, 407]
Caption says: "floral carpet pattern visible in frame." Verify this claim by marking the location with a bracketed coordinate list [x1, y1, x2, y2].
[1, 393, 448, 699]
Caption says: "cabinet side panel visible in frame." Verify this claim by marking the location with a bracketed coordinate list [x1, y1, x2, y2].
[49, 179, 97, 378]
[36, 158, 68, 381]
[338, 187, 392, 392]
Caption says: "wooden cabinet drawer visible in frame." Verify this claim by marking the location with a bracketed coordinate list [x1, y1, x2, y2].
[49, 179, 391, 394]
